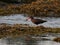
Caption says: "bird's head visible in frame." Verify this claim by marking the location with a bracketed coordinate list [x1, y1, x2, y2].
[26, 16, 33, 21]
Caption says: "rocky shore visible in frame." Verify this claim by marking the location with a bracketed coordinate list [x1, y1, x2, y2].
[0, 0, 60, 17]
[0, 23, 60, 38]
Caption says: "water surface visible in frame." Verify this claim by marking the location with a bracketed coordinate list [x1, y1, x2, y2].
[0, 36, 60, 45]
[0, 14, 60, 28]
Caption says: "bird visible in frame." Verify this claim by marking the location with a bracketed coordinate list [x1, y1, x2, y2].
[26, 16, 47, 25]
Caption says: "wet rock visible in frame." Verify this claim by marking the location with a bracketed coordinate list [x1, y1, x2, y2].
[53, 37, 60, 42]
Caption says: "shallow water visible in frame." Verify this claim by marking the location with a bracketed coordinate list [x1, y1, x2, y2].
[0, 36, 60, 45]
[0, 14, 60, 28]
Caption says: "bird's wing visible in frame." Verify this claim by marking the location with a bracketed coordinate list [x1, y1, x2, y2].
[35, 19, 46, 22]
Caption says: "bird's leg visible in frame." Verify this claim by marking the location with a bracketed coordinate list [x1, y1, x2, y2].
[30, 24, 37, 27]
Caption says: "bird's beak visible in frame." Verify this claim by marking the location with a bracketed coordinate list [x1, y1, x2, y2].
[26, 17, 30, 21]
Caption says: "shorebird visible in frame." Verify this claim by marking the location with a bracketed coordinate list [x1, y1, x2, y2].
[26, 16, 47, 25]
